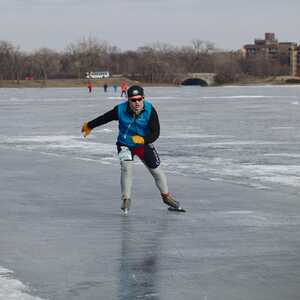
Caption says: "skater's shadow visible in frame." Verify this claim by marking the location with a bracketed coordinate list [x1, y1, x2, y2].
[118, 213, 169, 300]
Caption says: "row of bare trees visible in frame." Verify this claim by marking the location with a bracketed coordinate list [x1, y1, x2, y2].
[0, 37, 291, 84]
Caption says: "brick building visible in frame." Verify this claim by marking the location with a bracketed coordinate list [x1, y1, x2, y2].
[243, 33, 300, 76]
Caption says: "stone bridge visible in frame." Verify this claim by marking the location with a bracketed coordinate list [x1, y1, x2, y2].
[176, 73, 216, 86]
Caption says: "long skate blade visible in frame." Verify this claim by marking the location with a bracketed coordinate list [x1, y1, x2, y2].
[168, 207, 186, 213]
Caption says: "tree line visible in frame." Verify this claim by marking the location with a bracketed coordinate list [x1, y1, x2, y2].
[0, 37, 291, 85]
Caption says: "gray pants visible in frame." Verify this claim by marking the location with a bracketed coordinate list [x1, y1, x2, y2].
[120, 160, 168, 200]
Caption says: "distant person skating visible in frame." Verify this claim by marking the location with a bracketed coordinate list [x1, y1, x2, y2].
[81, 85, 185, 214]
[120, 82, 128, 97]
[113, 84, 118, 93]
[104, 83, 108, 92]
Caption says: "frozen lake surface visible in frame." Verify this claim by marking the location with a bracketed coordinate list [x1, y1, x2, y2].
[0, 85, 300, 299]
[1, 85, 300, 192]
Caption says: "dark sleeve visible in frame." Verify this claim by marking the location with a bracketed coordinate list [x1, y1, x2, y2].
[144, 106, 160, 144]
[87, 106, 118, 129]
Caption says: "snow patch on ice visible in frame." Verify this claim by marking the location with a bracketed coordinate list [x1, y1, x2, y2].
[0, 266, 45, 300]
[271, 126, 294, 130]
[162, 154, 300, 189]
[0, 135, 117, 164]
[264, 153, 300, 158]
[199, 95, 297, 100]
[161, 133, 233, 139]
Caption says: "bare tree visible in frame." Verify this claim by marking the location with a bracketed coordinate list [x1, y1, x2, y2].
[31, 48, 61, 84]
[0, 41, 20, 81]
[0, 36, 292, 86]
[66, 37, 115, 78]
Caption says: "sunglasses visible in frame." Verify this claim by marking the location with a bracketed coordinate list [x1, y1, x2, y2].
[129, 97, 143, 103]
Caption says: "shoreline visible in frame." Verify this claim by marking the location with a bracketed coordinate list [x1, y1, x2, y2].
[0, 76, 300, 88]
[0, 78, 173, 88]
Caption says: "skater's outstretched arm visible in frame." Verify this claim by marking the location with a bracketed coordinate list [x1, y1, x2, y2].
[81, 106, 118, 137]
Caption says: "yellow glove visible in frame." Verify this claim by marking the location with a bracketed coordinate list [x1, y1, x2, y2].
[81, 122, 92, 138]
[132, 135, 144, 144]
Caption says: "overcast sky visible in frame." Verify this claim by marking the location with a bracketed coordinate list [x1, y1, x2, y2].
[1, 0, 299, 52]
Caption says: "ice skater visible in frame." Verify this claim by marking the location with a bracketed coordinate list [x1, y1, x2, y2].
[103, 83, 108, 92]
[87, 81, 93, 93]
[120, 82, 128, 97]
[81, 85, 185, 214]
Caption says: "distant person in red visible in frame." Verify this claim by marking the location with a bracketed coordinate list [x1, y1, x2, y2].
[120, 82, 128, 97]
[88, 81, 93, 93]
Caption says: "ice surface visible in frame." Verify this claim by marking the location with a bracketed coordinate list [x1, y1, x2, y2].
[0, 267, 45, 300]
[1, 85, 300, 300]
